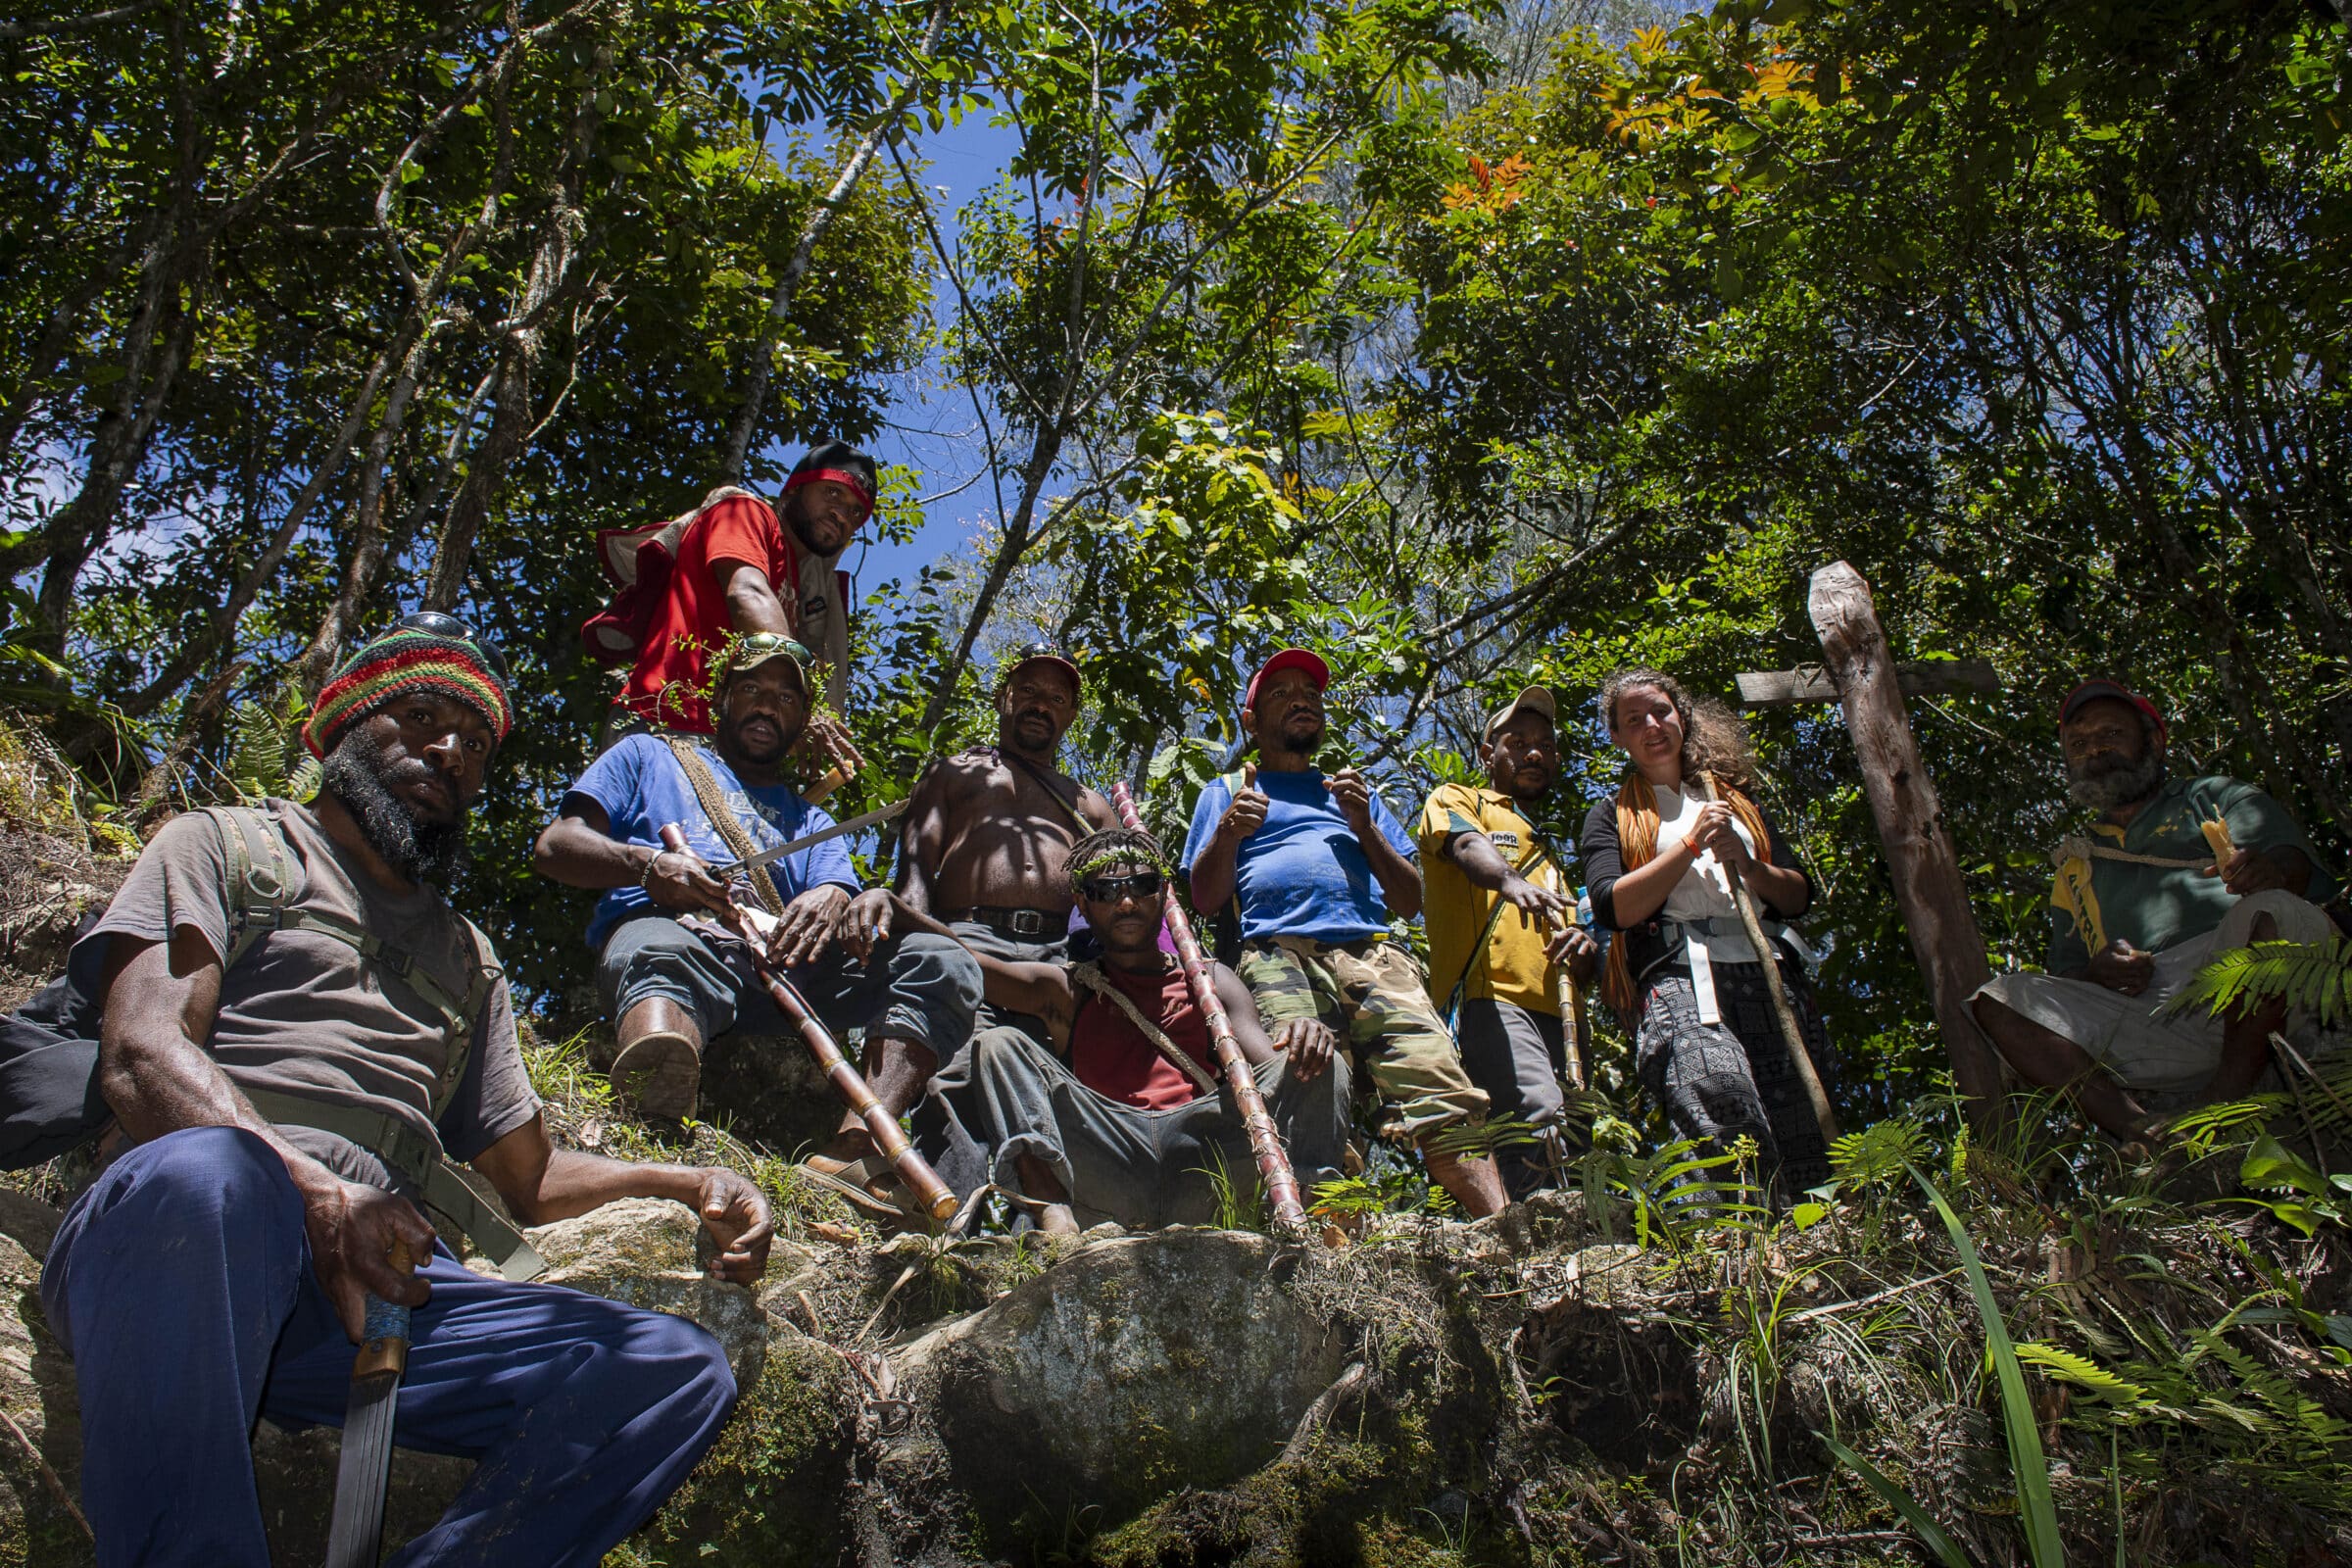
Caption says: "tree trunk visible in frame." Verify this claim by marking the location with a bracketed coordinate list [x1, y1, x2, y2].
[1807, 560, 2008, 1125]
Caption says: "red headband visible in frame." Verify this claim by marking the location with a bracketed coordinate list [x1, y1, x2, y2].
[785, 467, 873, 515]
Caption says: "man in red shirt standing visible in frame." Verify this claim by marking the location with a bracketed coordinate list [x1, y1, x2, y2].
[845, 827, 1351, 1233]
[592, 441, 876, 745]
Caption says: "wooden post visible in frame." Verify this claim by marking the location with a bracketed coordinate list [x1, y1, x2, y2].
[1807, 562, 2008, 1121]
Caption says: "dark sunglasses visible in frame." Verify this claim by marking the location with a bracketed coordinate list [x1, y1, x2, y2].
[398, 610, 511, 684]
[1078, 870, 1164, 904]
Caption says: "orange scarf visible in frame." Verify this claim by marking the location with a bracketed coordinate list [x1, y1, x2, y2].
[1599, 769, 1774, 1021]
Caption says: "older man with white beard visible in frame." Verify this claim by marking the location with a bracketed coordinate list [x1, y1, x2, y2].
[1971, 680, 2340, 1141]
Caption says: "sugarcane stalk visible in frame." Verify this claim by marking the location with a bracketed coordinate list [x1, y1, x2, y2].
[1694, 771, 1838, 1145]
[1107, 781, 1313, 1241]
[1553, 936, 1588, 1092]
[661, 824, 956, 1222]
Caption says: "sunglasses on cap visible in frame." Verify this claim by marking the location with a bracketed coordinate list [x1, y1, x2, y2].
[397, 610, 510, 684]
[1078, 870, 1165, 904]
[731, 632, 813, 662]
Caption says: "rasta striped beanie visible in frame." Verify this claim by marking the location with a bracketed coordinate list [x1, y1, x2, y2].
[303, 621, 514, 759]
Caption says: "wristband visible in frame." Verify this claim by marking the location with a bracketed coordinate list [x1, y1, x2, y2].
[638, 849, 666, 889]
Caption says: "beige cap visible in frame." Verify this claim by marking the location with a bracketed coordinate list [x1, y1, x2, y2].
[1482, 684, 1557, 742]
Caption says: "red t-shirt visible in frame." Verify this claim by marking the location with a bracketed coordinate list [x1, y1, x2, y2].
[1068, 962, 1219, 1110]
[621, 495, 801, 732]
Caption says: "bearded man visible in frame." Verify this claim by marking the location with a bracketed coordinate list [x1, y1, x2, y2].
[1971, 680, 2340, 1140]
[43, 614, 769, 1566]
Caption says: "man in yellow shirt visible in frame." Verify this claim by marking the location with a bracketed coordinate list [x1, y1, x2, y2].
[1418, 686, 1598, 1196]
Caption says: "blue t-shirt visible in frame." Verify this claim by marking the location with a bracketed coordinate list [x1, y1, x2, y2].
[568, 734, 858, 950]
[1181, 768, 1417, 943]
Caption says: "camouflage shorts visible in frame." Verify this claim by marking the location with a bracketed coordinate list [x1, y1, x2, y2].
[1236, 935, 1489, 1139]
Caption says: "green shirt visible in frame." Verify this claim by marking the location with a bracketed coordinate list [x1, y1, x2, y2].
[2045, 774, 2337, 973]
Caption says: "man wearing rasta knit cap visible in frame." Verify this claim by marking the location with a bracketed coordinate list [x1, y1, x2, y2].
[41, 610, 775, 1563]
[592, 439, 877, 744]
[306, 611, 515, 760]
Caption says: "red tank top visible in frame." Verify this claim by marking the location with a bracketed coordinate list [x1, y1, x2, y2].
[1068, 961, 1217, 1109]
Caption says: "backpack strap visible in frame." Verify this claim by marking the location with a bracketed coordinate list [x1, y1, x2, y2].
[205, 806, 498, 1119]
[1068, 961, 1221, 1098]
[239, 1087, 544, 1280]
[197, 806, 529, 1273]
[203, 805, 291, 973]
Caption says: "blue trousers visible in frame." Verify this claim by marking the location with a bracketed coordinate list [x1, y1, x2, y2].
[39, 1127, 737, 1567]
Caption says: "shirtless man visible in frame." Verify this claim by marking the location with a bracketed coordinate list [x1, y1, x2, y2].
[894, 643, 1119, 1005]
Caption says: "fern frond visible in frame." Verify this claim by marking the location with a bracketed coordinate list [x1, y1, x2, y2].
[2012, 1341, 2151, 1403]
[2174, 939, 2352, 1029]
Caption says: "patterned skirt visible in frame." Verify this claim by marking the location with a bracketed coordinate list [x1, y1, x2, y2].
[1635, 959, 1835, 1199]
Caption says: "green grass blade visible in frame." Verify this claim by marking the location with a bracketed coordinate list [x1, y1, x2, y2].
[1818, 1431, 1974, 1568]
[1909, 1162, 2067, 1568]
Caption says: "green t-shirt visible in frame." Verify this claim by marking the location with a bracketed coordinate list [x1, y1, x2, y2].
[2045, 773, 2337, 973]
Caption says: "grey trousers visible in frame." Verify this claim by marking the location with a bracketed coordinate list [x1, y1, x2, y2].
[956, 1026, 1353, 1230]
[1456, 998, 1571, 1197]
[598, 911, 981, 1059]
[950, 919, 1066, 1039]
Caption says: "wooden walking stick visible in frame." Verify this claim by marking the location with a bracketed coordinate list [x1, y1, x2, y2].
[662, 824, 957, 1222]
[1693, 772, 1838, 1145]
[1548, 913, 1589, 1093]
[1106, 782, 1313, 1241]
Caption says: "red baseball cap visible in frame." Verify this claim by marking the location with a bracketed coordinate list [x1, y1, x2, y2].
[2059, 679, 2166, 745]
[1003, 640, 1083, 695]
[1244, 648, 1329, 712]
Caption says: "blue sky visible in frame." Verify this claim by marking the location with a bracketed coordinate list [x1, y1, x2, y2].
[812, 114, 1028, 599]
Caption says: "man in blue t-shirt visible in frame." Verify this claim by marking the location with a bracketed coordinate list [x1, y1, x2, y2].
[1183, 649, 1508, 1217]
[536, 636, 978, 1205]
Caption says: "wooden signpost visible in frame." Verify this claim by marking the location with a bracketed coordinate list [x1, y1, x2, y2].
[1737, 562, 2008, 1122]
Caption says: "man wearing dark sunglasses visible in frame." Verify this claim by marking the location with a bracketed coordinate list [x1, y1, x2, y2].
[846, 828, 1350, 1233]
[892, 642, 1119, 1011]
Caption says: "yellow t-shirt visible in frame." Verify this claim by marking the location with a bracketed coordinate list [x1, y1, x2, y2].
[1416, 782, 1567, 1015]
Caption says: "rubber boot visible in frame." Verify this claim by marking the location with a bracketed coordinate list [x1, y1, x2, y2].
[612, 997, 704, 1120]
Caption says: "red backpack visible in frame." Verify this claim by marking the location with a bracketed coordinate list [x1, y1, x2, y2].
[579, 485, 759, 666]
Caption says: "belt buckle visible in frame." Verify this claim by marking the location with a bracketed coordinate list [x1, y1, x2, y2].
[1006, 908, 1048, 937]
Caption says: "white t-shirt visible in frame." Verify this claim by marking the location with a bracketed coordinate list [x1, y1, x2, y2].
[1651, 782, 1757, 924]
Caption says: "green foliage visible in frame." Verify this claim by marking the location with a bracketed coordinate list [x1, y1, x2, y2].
[1825, 1116, 1931, 1197]
[2177, 939, 2352, 1033]
[1909, 1161, 2066, 1568]
[223, 683, 317, 805]
[2237, 1132, 2352, 1237]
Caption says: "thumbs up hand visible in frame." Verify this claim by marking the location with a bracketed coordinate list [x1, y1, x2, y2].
[1219, 762, 1270, 843]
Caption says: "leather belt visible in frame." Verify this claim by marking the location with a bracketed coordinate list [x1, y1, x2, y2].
[944, 906, 1065, 939]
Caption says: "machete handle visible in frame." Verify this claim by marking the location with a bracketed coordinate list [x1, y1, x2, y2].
[353, 1237, 416, 1380]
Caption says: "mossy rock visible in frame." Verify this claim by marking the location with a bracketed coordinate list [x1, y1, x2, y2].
[904, 1230, 1345, 1548]
[632, 1329, 858, 1566]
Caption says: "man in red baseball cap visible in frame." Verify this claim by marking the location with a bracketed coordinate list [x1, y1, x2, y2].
[1182, 648, 1513, 1217]
[1971, 678, 2338, 1141]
